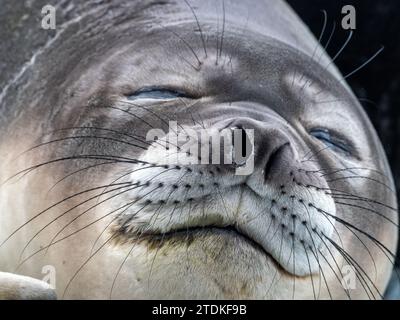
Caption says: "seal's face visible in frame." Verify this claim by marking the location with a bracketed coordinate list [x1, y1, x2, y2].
[0, 0, 397, 299]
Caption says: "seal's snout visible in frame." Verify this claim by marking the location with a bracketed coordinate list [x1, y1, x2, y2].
[116, 109, 337, 276]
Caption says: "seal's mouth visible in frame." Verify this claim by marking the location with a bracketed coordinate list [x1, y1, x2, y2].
[132, 225, 293, 276]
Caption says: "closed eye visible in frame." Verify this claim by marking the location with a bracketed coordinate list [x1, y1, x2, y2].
[126, 87, 191, 101]
[309, 128, 351, 157]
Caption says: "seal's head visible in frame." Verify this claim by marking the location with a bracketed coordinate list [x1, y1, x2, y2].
[0, 0, 397, 299]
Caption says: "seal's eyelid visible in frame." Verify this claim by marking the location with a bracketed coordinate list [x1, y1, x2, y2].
[309, 128, 353, 157]
[126, 87, 190, 100]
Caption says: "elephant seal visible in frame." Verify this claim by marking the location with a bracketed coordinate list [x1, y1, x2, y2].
[0, 0, 397, 299]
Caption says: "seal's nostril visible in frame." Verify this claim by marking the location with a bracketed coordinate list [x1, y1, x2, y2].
[264, 143, 289, 182]
[231, 127, 253, 167]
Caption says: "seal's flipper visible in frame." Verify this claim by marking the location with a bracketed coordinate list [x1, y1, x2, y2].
[0, 272, 56, 300]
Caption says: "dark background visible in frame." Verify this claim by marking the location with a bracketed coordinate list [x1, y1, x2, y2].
[287, 0, 400, 257]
